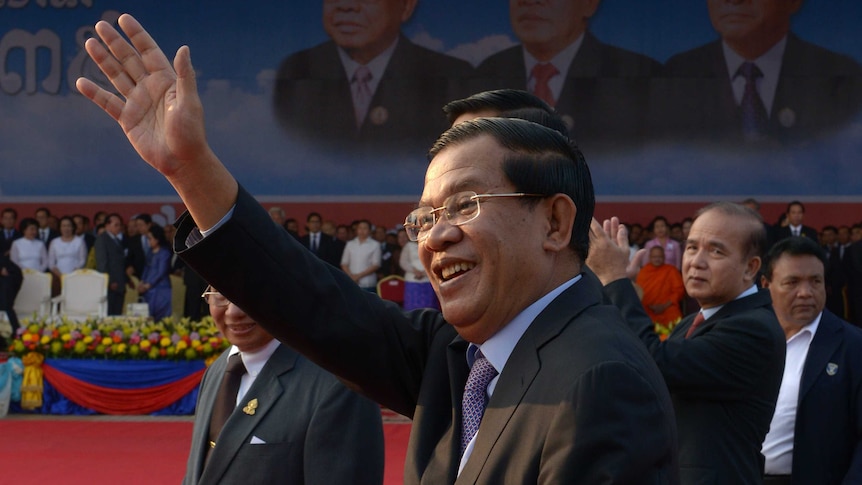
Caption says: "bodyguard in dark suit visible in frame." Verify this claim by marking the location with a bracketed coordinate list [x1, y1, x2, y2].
[1, 208, 21, 257]
[656, 1, 862, 144]
[760, 237, 862, 484]
[591, 203, 786, 485]
[273, 0, 472, 155]
[94, 214, 128, 315]
[771, 201, 817, 244]
[183, 288, 383, 485]
[474, 1, 660, 151]
[299, 212, 342, 268]
[0, 253, 23, 340]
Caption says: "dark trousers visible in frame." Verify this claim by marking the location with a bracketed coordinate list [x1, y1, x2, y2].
[107, 289, 126, 316]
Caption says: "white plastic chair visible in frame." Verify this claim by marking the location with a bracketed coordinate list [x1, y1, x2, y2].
[13, 269, 53, 319]
[51, 269, 108, 321]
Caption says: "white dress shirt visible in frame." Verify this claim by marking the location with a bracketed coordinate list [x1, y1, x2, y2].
[228, 339, 281, 406]
[723, 36, 787, 116]
[762, 313, 821, 475]
[523, 34, 583, 104]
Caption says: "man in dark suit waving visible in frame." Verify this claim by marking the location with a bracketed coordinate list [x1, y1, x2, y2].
[273, 0, 472, 155]
[760, 237, 862, 485]
[77, 15, 680, 482]
[590, 203, 786, 484]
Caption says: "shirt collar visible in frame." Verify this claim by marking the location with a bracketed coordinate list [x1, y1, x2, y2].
[471, 274, 582, 374]
[701, 284, 759, 320]
[523, 32, 583, 81]
[228, 339, 280, 377]
[338, 36, 399, 91]
[786, 311, 822, 344]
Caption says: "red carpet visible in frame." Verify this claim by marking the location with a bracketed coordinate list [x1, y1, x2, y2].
[0, 417, 410, 484]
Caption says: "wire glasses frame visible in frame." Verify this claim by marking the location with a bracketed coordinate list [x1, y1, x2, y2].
[201, 288, 230, 307]
[404, 191, 544, 242]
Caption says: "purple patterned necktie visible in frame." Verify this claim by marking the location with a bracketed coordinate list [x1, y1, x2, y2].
[737, 62, 768, 140]
[461, 349, 498, 456]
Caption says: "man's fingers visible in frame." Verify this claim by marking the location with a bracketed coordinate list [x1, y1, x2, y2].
[174, 45, 199, 106]
[75, 77, 124, 121]
[616, 223, 629, 248]
[119, 14, 174, 77]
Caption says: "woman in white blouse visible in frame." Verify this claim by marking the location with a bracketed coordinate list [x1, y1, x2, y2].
[398, 240, 440, 311]
[10, 218, 48, 272]
[49, 216, 87, 283]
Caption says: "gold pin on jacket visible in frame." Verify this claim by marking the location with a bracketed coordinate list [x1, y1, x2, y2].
[243, 398, 258, 415]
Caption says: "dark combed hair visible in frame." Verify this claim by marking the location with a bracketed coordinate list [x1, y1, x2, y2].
[428, 117, 594, 261]
[148, 223, 169, 248]
[763, 236, 828, 280]
[443, 89, 555, 125]
[695, 202, 767, 261]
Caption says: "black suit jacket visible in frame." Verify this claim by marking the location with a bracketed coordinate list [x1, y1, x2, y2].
[175, 186, 680, 484]
[604, 280, 785, 485]
[183, 344, 384, 485]
[126, 234, 150, 278]
[785, 310, 862, 484]
[657, 33, 862, 144]
[1, 229, 21, 256]
[475, 32, 661, 151]
[771, 225, 818, 244]
[299, 232, 342, 268]
[274, 36, 473, 155]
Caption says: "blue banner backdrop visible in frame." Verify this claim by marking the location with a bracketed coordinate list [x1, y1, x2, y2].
[1, 1, 860, 199]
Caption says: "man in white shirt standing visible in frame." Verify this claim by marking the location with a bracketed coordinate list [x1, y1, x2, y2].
[340, 219, 381, 292]
[760, 236, 862, 485]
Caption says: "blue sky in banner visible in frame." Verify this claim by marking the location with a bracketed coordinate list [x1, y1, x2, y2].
[1, 0, 861, 198]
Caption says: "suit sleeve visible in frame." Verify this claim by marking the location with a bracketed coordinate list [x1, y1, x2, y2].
[540, 361, 677, 483]
[175, 185, 447, 417]
[303, 380, 385, 485]
[603, 278, 781, 398]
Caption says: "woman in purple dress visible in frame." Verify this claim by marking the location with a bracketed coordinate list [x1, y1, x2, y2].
[137, 225, 172, 320]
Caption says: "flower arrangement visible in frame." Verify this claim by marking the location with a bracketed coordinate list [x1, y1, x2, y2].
[654, 317, 682, 341]
[8, 316, 229, 361]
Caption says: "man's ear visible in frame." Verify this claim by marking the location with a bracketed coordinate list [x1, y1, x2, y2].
[542, 194, 575, 253]
[401, 0, 418, 22]
[744, 255, 762, 283]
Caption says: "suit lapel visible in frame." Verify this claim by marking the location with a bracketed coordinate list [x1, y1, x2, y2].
[458, 277, 599, 482]
[199, 346, 297, 484]
[188, 355, 227, 483]
[682, 289, 772, 339]
[799, 312, 843, 401]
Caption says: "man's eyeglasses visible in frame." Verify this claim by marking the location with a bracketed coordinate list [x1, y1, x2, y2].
[404, 191, 544, 242]
[201, 289, 230, 307]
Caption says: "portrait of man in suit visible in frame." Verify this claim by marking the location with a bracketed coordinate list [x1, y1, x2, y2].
[590, 202, 786, 484]
[760, 237, 862, 484]
[656, 0, 862, 145]
[474, 0, 661, 151]
[273, 0, 473, 155]
[183, 287, 384, 485]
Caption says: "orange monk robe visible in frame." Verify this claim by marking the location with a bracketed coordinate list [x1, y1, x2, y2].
[636, 263, 685, 325]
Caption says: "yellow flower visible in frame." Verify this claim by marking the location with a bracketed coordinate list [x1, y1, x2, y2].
[61, 333, 72, 342]
[160, 337, 172, 348]
[102, 337, 113, 346]
[83, 336, 94, 344]
[176, 340, 188, 351]
[40, 335, 51, 345]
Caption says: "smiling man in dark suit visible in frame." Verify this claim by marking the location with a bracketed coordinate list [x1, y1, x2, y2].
[183, 287, 383, 485]
[656, 0, 862, 144]
[273, 0, 472, 155]
[760, 237, 862, 484]
[590, 202, 786, 484]
[475, 0, 660, 151]
[77, 15, 680, 482]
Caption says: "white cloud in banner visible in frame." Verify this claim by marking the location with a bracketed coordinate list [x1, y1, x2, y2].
[447, 34, 518, 66]
[410, 30, 445, 53]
